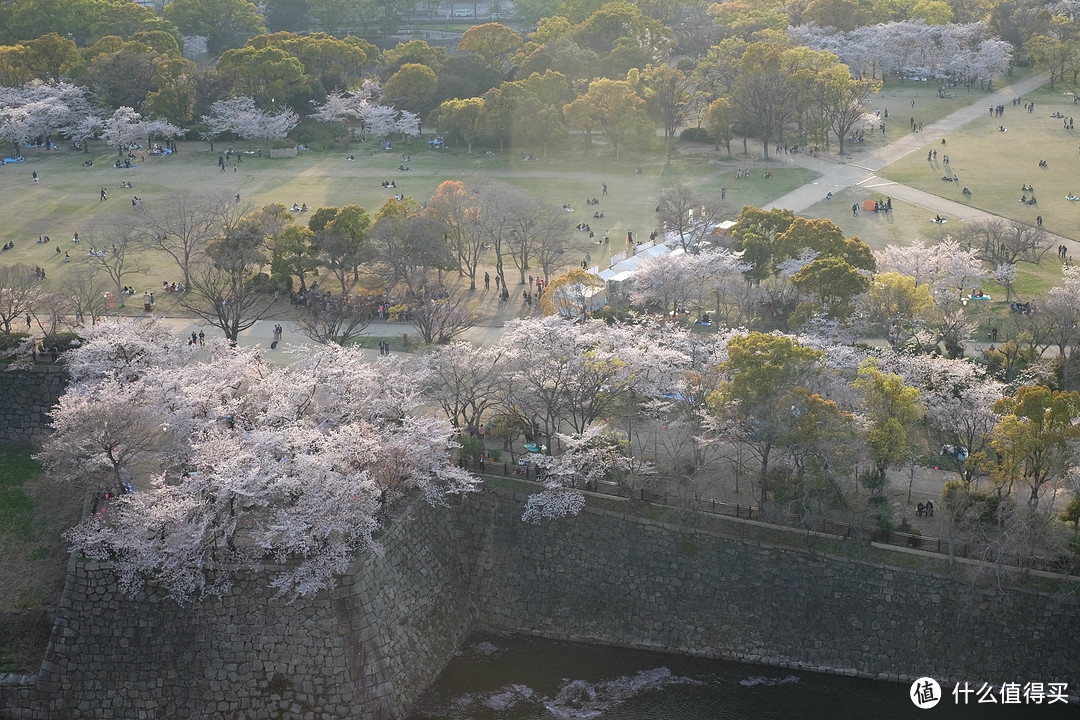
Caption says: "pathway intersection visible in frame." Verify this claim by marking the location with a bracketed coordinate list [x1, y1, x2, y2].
[768, 72, 1054, 223]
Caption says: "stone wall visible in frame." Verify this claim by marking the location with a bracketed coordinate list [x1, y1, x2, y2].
[2, 486, 1077, 719]
[0, 366, 66, 445]
[0, 498, 476, 720]
[466, 490, 1080, 689]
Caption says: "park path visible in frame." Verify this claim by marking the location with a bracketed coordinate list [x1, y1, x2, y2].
[764, 72, 1075, 248]
[151, 311, 512, 361]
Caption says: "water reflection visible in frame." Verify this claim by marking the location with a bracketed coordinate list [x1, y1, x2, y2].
[408, 632, 1075, 720]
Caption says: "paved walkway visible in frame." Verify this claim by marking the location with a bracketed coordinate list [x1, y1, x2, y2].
[151, 312, 511, 362]
[762, 72, 1080, 255]
[767, 72, 1051, 214]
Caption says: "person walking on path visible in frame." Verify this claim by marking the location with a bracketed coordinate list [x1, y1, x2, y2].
[32, 171, 38, 183]
[852, 203, 858, 216]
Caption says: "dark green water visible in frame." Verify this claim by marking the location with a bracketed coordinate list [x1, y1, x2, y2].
[407, 632, 1076, 720]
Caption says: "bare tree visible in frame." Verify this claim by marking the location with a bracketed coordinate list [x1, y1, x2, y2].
[57, 268, 111, 327]
[655, 185, 726, 252]
[1008, 311, 1056, 360]
[79, 220, 150, 307]
[966, 219, 1053, 266]
[532, 211, 572, 282]
[295, 298, 373, 346]
[0, 263, 46, 333]
[369, 210, 454, 294]
[178, 210, 279, 342]
[505, 193, 570, 285]
[138, 191, 240, 289]
[181, 260, 276, 343]
[477, 183, 519, 289]
[409, 288, 479, 345]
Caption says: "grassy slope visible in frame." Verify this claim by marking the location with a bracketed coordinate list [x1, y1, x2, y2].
[0, 446, 81, 673]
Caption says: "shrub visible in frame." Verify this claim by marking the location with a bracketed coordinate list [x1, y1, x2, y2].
[870, 501, 895, 542]
[269, 272, 293, 292]
[247, 272, 275, 294]
[293, 119, 351, 150]
[457, 435, 484, 464]
[680, 127, 712, 143]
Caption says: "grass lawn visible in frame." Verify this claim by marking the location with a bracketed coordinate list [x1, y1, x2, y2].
[847, 81, 999, 156]
[811, 68, 1033, 160]
[800, 190, 939, 251]
[880, 81, 1080, 240]
[0, 134, 818, 304]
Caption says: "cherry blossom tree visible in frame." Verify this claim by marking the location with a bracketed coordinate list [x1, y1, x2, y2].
[875, 240, 941, 286]
[40, 380, 181, 494]
[1043, 266, 1080, 389]
[876, 239, 987, 309]
[915, 357, 1002, 487]
[499, 317, 682, 451]
[41, 321, 477, 603]
[629, 248, 699, 317]
[0, 95, 33, 152]
[698, 248, 753, 325]
[100, 106, 181, 149]
[789, 21, 1010, 87]
[994, 263, 1017, 303]
[929, 238, 988, 306]
[412, 342, 508, 435]
[310, 84, 420, 140]
[53, 316, 180, 384]
[523, 426, 649, 523]
[202, 97, 298, 147]
[0, 83, 100, 153]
